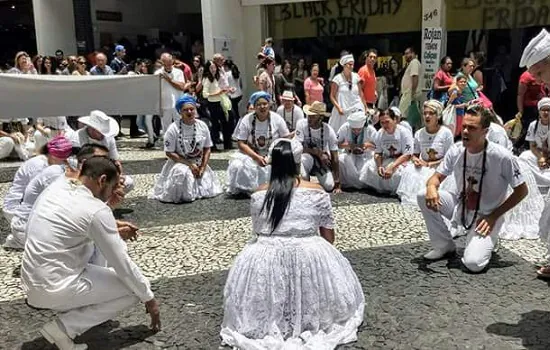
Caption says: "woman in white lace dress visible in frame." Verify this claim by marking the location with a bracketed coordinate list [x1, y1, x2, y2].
[221, 138, 365, 349]
[397, 100, 454, 207]
[151, 94, 222, 203]
[226, 91, 290, 196]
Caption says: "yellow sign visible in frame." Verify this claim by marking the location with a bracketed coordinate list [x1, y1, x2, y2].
[267, 0, 422, 40]
[447, 0, 550, 30]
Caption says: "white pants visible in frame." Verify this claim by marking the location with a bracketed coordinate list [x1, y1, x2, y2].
[0, 136, 15, 160]
[417, 189, 501, 272]
[338, 152, 370, 189]
[161, 108, 178, 135]
[27, 263, 139, 339]
[301, 153, 334, 192]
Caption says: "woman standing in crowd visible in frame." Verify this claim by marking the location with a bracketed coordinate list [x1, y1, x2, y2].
[304, 63, 324, 104]
[72, 56, 89, 76]
[132, 59, 157, 148]
[459, 58, 479, 103]
[151, 95, 222, 203]
[447, 74, 469, 137]
[432, 56, 454, 103]
[275, 60, 296, 106]
[258, 57, 277, 110]
[191, 55, 204, 94]
[203, 60, 232, 151]
[293, 57, 309, 103]
[337, 111, 376, 189]
[329, 54, 364, 133]
[396, 100, 454, 207]
[224, 60, 243, 122]
[387, 57, 402, 105]
[32, 55, 43, 74]
[40, 56, 56, 75]
[227, 91, 289, 196]
[221, 138, 364, 349]
[8, 51, 34, 74]
[472, 52, 485, 90]
[361, 108, 414, 194]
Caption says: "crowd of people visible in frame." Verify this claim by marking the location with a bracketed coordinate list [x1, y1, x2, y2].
[3, 31, 550, 349]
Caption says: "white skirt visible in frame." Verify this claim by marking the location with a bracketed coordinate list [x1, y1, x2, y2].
[150, 159, 222, 203]
[221, 235, 365, 349]
[360, 157, 409, 195]
[227, 152, 271, 195]
[338, 151, 372, 189]
[518, 150, 550, 188]
[396, 164, 435, 207]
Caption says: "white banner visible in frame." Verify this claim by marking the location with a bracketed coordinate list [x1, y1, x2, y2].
[422, 27, 443, 91]
[0, 74, 161, 118]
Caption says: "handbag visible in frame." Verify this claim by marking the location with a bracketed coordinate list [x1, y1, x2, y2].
[504, 113, 523, 140]
[442, 104, 457, 135]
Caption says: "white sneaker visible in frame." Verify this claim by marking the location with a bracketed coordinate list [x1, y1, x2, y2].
[40, 320, 88, 350]
[424, 248, 455, 260]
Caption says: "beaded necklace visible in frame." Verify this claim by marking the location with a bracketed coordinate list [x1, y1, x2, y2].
[178, 118, 197, 158]
[461, 141, 488, 230]
[250, 113, 272, 152]
[307, 120, 324, 150]
[283, 107, 294, 130]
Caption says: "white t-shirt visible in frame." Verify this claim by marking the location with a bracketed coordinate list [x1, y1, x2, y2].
[235, 112, 290, 156]
[337, 122, 377, 145]
[155, 67, 185, 110]
[21, 177, 154, 304]
[487, 123, 512, 151]
[38, 116, 68, 130]
[374, 124, 414, 157]
[164, 119, 212, 162]
[437, 142, 524, 215]
[414, 126, 454, 162]
[401, 58, 423, 95]
[3, 155, 49, 213]
[71, 127, 119, 160]
[400, 120, 413, 133]
[227, 70, 242, 98]
[525, 119, 549, 149]
[276, 105, 305, 131]
[295, 119, 338, 152]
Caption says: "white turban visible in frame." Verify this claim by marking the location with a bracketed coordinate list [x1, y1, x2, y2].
[538, 97, 550, 110]
[348, 111, 367, 128]
[520, 29, 550, 68]
[390, 106, 402, 118]
[267, 138, 303, 165]
[340, 54, 354, 66]
[423, 99, 444, 117]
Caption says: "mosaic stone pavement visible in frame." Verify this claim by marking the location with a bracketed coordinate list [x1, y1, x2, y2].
[1, 136, 550, 349]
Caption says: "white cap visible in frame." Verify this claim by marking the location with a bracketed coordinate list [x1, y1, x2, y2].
[347, 111, 367, 128]
[520, 29, 550, 68]
[538, 97, 550, 110]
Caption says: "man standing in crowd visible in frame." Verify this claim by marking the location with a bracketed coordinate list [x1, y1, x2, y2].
[155, 53, 187, 135]
[516, 70, 547, 150]
[110, 45, 129, 75]
[399, 47, 423, 128]
[358, 49, 378, 109]
[90, 53, 114, 76]
[21, 156, 160, 350]
[61, 56, 78, 75]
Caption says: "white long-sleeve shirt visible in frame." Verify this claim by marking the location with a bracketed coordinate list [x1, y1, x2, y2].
[21, 177, 154, 303]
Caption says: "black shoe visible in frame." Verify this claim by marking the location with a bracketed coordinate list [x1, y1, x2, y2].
[142, 142, 155, 149]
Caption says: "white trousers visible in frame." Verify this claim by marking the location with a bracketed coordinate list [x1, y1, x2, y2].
[417, 189, 501, 272]
[27, 263, 139, 339]
[0, 137, 15, 160]
[338, 152, 370, 189]
[161, 108, 178, 135]
[301, 153, 334, 192]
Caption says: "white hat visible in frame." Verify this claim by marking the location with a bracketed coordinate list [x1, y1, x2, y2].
[520, 29, 550, 68]
[303, 101, 331, 117]
[78, 110, 120, 138]
[538, 97, 550, 110]
[348, 111, 367, 128]
[267, 138, 303, 164]
[281, 90, 295, 101]
[390, 106, 402, 118]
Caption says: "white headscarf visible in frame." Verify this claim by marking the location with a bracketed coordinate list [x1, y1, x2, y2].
[520, 29, 550, 68]
[267, 138, 303, 165]
[538, 97, 550, 110]
[340, 54, 354, 66]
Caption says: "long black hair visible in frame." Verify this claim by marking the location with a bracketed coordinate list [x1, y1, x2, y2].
[203, 60, 219, 83]
[260, 141, 299, 232]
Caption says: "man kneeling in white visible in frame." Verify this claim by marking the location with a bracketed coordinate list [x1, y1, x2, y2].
[21, 156, 160, 350]
[418, 105, 528, 272]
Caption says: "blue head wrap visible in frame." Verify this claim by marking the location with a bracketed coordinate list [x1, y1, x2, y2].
[248, 91, 271, 106]
[175, 94, 197, 113]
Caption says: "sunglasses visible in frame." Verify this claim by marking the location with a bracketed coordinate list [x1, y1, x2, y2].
[78, 61, 86, 65]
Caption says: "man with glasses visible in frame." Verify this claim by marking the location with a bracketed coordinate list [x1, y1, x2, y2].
[418, 105, 527, 272]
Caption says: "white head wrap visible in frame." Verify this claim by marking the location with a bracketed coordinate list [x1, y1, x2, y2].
[520, 29, 550, 68]
[390, 106, 402, 118]
[340, 54, 354, 66]
[348, 111, 367, 128]
[423, 99, 444, 117]
[538, 97, 550, 110]
[267, 138, 303, 165]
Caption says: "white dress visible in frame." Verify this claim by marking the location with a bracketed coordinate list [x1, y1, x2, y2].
[361, 125, 414, 194]
[396, 126, 454, 207]
[337, 123, 376, 189]
[227, 112, 290, 195]
[151, 119, 222, 203]
[329, 73, 364, 133]
[518, 120, 550, 188]
[2, 155, 49, 222]
[221, 188, 365, 349]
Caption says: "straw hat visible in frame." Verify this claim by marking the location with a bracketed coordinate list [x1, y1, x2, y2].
[303, 101, 330, 117]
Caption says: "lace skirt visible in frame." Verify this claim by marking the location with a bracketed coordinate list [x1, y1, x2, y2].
[227, 152, 271, 195]
[396, 165, 435, 207]
[338, 151, 372, 189]
[221, 235, 365, 349]
[499, 160, 544, 240]
[360, 157, 409, 194]
[150, 160, 222, 203]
